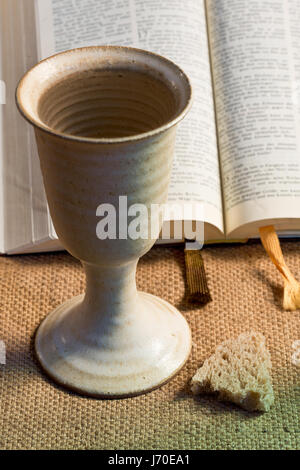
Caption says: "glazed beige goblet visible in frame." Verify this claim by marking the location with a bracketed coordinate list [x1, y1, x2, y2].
[16, 46, 192, 397]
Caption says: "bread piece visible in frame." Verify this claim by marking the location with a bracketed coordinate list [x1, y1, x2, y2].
[191, 332, 274, 412]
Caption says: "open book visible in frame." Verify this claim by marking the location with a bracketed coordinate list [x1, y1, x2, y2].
[1, 0, 300, 254]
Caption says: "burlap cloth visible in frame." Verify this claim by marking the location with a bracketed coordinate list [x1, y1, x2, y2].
[0, 241, 299, 450]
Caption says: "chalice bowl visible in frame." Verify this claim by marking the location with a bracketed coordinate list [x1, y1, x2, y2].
[16, 46, 192, 397]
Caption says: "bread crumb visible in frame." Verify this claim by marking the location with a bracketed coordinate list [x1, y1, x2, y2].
[191, 332, 274, 412]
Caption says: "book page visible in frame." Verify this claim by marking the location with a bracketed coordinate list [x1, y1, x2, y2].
[35, 0, 224, 234]
[0, 0, 51, 253]
[1, 0, 34, 251]
[206, 0, 300, 236]
[0, 5, 5, 252]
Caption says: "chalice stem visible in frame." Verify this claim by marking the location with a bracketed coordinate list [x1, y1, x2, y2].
[82, 261, 138, 325]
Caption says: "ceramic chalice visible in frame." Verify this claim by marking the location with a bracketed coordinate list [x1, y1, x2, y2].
[16, 46, 192, 397]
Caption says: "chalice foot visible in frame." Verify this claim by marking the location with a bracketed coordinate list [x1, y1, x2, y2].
[35, 291, 191, 397]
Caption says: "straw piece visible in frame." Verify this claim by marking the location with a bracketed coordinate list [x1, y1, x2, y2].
[184, 249, 212, 304]
[259, 225, 300, 311]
